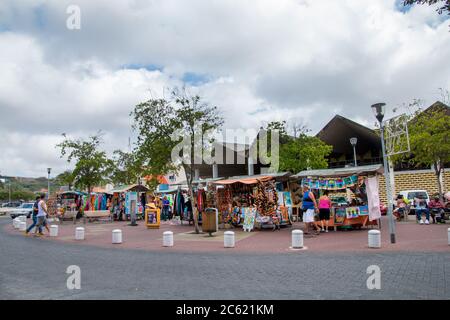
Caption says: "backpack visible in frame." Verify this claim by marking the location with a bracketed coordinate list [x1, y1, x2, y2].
[33, 200, 39, 215]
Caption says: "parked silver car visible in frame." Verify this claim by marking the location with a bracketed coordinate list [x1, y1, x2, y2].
[9, 202, 34, 219]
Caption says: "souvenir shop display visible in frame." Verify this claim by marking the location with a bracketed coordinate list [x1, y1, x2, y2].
[212, 176, 289, 231]
[242, 207, 257, 232]
[294, 165, 384, 231]
[334, 207, 346, 225]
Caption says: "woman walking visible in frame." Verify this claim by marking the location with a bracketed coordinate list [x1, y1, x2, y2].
[318, 191, 332, 232]
[301, 186, 320, 235]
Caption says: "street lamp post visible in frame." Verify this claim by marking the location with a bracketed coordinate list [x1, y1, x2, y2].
[47, 168, 51, 200]
[349, 137, 358, 167]
[371, 103, 396, 244]
[8, 179, 11, 204]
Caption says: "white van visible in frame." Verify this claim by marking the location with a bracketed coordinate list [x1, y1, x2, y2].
[398, 190, 430, 214]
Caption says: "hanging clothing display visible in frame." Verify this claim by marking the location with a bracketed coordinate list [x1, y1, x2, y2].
[365, 176, 381, 221]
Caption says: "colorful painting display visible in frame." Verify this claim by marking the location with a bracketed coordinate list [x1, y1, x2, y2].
[358, 205, 369, 216]
[345, 207, 360, 219]
[334, 207, 346, 225]
[302, 175, 358, 190]
[242, 207, 257, 232]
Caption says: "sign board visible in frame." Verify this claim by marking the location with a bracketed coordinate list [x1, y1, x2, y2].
[145, 204, 161, 229]
[125, 192, 138, 215]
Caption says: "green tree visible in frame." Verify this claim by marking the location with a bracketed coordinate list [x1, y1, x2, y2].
[54, 170, 75, 191]
[132, 87, 224, 233]
[403, 0, 449, 15]
[110, 150, 141, 186]
[408, 107, 450, 199]
[56, 133, 112, 194]
[263, 121, 332, 173]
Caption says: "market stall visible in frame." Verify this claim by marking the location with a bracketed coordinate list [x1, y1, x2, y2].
[212, 174, 292, 231]
[109, 184, 150, 221]
[293, 165, 383, 231]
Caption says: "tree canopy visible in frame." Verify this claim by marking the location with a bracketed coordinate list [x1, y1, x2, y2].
[56, 133, 112, 193]
[403, 0, 450, 15]
[132, 87, 224, 232]
[263, 121, 332, 173]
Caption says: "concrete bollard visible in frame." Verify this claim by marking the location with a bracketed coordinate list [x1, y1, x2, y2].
[19, 215, 27, 223]
[112, 229, 122, 244]
[224, 231, 235, 248]
[448, 228, 450, 246]
[368, 230, 381, 249]
[75, 227, 85, 240]
[163, 231, 174, 247]
[13, 218, 19, 229]
[291, 229, 304, 249]
[19, 221, 26, 232]
[50, 225, 58, 237]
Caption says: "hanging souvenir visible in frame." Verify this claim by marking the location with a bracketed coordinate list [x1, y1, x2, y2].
[336, 179, 344, 189]
[343, 177, 353, 186]
[327, 179, 336, 190]
[319, 179, 328, 189]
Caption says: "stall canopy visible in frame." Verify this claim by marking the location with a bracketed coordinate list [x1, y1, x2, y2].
[109, 184, 149, 193]
[293, 164, 384, 178]
[213, 175, 274, 185]
[59, 191, 87, 196]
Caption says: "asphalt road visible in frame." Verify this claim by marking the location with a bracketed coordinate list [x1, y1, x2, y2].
[1, 218, 449, 300]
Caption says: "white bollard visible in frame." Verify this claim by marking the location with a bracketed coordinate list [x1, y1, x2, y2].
[448, 228, 450, 246]
[50, 225, 58, 237]
[13, 218, 19, 229]
[112, 229, 122, 244]
[75, 227, 85, 240]
[19, 215, 27, 223]
[19, 221, 26, 232]
[291, 229, 304, 249]
[368, 230, 381, 249]
[163, 231, 174, 247]
[224, 231, 235, 248]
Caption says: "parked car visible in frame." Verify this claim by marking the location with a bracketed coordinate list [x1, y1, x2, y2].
[398, 190, 430, 215]
[9, 202, 34, 219]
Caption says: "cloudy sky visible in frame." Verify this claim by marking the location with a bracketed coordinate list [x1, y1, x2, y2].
[0, 0, 449, 178]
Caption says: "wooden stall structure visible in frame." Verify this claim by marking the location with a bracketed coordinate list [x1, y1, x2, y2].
[293, 165, 384, 231]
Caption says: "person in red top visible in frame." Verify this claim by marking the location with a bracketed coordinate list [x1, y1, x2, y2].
[428, 195, 445, 224]
[318, 191, 332, 233]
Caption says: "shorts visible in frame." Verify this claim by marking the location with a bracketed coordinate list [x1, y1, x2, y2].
[319, 208, 330, 220]
[302, 208, 315, 223]
[36, 216, 46, 228]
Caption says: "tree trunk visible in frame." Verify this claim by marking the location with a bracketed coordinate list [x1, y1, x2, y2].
[434, 161, 444, 201]
[184, 164, 200, 234]
[191, 184, 200, 234]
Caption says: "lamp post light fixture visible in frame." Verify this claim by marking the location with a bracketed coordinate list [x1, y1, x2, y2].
[371, 103, 396, 244]
[47, 168, 51, 199]
[349, 137, 358, 167]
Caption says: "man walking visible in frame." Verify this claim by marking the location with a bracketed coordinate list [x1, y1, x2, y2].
[25, 196, 41, 235]
[34, 194, 49, 236]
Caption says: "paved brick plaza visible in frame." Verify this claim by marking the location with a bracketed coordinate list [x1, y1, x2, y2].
[6, 216, 450, 254]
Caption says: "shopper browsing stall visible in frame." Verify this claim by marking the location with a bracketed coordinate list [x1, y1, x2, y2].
[301, 186, 320, 235]
[318, 191, 331, 232]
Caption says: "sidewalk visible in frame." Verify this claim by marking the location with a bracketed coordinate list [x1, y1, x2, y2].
[5, 216, 450, 254]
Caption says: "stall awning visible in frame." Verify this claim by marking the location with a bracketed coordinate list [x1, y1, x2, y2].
[213, 175, 274, 185]
[293, 164, 384, 178]
[109, 184, 149, 193]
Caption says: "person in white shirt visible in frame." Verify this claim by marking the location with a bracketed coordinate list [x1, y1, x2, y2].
[35, 194, 49, 236]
